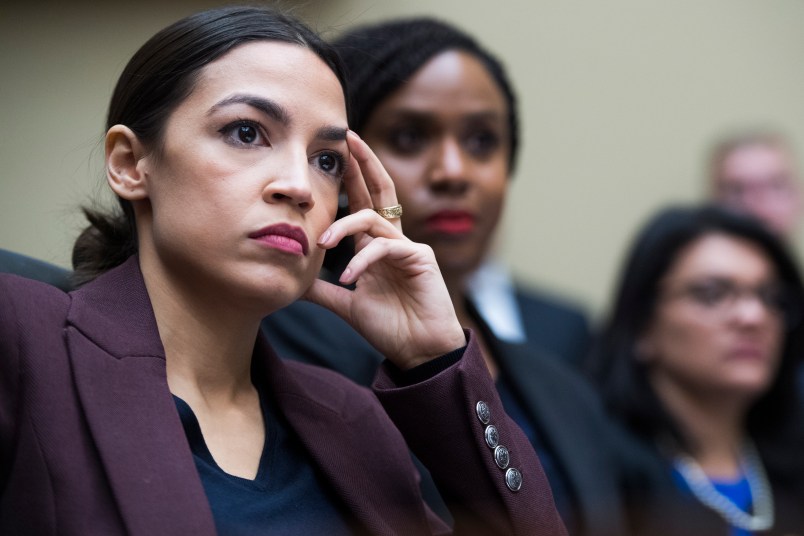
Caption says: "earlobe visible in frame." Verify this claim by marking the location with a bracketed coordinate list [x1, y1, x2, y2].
[106, 125, 150, 201]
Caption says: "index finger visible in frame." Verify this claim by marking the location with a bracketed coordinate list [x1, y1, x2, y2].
[345, 131, 402, 231]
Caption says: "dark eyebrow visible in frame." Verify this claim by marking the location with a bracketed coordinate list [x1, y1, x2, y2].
[315, 126, 348, 142]
[208, 94, 290, 126]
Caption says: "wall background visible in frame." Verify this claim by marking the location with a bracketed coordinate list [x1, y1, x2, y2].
[2, 0, 803, 319]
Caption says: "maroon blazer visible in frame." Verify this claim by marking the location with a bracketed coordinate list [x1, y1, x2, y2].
[0, 257, 566, 536]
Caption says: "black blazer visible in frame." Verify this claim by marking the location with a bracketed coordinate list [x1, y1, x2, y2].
[512, 286, 592, 369]
[263, 300, 629, 536]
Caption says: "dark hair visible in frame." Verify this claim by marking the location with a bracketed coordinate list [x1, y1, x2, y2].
[319, 18, 519, 280]
[332, 17, 519, 172]
[72, 5, 347, 286]
[588, 204, 804, 482]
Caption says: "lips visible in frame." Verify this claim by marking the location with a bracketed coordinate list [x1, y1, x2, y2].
[248, 223, 309, 256]
[426, 210, 475, 235]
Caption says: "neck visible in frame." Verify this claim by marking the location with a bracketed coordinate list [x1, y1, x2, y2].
[140, 256, 261, 405]
[650, 372, 750, 479]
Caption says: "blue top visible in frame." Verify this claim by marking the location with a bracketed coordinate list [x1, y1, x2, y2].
[174, 392, 355, 536]
[672, 467, 754, 536]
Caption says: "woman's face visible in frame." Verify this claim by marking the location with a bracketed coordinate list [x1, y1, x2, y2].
[640, 233, 785, 402]
[135, 41, 347, 311]
[360, 50, 510, 279]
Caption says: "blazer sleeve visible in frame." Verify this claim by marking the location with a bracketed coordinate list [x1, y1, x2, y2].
[0, 276, 22, 481]
[373, 330, 568, 536]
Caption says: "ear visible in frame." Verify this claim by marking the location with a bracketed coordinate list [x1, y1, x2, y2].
[105, 125, 150, 201]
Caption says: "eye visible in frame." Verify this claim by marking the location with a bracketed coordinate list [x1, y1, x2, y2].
[312, 151, 346, 179]
[687, 280, 732, 307]
[219, 120, 268, 147]
[463, 128, 501, 158]
[388, 126, 428, 155]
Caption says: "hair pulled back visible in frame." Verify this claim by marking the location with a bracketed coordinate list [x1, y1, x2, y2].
[332, 17, 519, 172]
[72, 6, 347, 286]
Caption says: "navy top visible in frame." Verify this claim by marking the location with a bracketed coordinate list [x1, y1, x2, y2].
[174, 392, 356, 536]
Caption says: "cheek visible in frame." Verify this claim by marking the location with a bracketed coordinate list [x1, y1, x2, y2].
[313, 180, 341, 226]
[650, 314, 717, 370]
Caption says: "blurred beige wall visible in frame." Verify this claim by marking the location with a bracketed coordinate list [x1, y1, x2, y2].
[2, 0, 804, 319]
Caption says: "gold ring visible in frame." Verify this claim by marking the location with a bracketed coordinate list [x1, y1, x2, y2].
[374, 204, 403, 219]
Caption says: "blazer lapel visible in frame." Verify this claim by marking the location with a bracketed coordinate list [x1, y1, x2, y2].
[66, 257, 216, 536]
[256, 336, 432, 536]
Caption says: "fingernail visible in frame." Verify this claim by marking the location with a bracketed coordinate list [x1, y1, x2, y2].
[339, 267, 352, 284]
[318, 229, 331, 246]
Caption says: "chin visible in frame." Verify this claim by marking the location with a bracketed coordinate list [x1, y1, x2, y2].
[718, 375, 775, 399]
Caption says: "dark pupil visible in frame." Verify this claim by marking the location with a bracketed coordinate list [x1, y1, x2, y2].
[319, 154, 335, 171]
[238, 125, 257, 143]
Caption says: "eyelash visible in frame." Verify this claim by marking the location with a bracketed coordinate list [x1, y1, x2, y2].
[219, 119, 347, 180]
[313, 151, 348, 181]
[219, 119, 268, 148]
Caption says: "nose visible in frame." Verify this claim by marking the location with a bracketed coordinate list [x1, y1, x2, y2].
[731, 292, 775, 327]
[261, 149, 314, 212]
[429, 137, 470, 196]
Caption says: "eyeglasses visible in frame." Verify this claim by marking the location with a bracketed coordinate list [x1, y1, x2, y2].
[662, 277, 791, 319]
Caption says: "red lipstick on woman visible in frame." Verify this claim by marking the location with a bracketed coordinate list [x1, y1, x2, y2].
[426, 210, 475, 235]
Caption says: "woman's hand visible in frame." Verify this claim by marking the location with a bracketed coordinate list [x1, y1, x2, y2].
[303, 131, 466, 370]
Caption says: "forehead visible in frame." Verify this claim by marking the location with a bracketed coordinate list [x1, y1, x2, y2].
[383, 50, 507, 115]
[667, 233, 775, 282]
[185, 41, 346, 125]
[719, 143, 792, 180]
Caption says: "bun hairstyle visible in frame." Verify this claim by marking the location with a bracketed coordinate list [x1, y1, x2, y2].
[71, 6, 347, 286]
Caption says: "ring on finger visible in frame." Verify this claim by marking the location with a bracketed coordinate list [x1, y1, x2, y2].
[374, 204, 403, 219]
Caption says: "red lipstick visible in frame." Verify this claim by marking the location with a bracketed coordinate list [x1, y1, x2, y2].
[426, 210, 475, 235]
[249, 223, 309, 256]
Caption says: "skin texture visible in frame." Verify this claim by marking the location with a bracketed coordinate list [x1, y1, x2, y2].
[361, 50, 510, 282]
[113, 42, 348, 318]
[104, 41, 464, 479]
[712, 143, 801, 238]
[642, 233, 784, 405]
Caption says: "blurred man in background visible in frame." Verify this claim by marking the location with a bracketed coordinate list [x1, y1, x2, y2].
[709, 130, 801, 239]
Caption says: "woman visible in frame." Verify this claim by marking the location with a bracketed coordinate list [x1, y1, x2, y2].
[588, 205, 804, 535]
[264, 18, 628, 536]
[0, 7, 566, 535]
[320, 19, 591, 369]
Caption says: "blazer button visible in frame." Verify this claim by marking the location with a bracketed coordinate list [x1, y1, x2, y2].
[484, 425, 499, 449]
[494, 445, 510, 469]
[505, 467, 523, 492]
[475, 401, 491, 424]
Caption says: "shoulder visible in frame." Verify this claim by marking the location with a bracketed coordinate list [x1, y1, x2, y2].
[514, 283, 589, 324]
[0, 273, 70, 329]
[0, 275, 72, 420]
[0, 249, 72, 291]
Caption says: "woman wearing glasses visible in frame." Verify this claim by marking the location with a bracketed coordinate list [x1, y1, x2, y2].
[588, 205, 804, 535]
